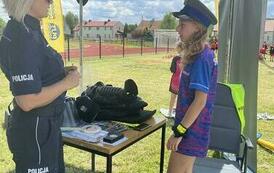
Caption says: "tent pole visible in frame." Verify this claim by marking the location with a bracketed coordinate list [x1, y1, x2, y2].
[226, 0, 234, 82]
[79, 0, 83, 93]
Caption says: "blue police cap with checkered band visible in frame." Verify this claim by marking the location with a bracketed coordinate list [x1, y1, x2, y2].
[172, 0, 217, 27]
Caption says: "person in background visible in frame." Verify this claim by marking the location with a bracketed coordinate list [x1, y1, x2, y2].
[260, 42, 268, 60]
[270, 44, 274, 62]
[210, 36, 218, 52]
[166, 42, 184, 118]
[263, 41, 268, 50]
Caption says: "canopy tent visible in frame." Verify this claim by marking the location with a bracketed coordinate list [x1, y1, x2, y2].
[218, 0, 267, 171]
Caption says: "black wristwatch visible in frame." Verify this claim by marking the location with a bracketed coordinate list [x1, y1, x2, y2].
[172, 123, 188, 138]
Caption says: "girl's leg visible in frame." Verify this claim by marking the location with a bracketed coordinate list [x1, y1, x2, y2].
[169, 93, 177, 115]
[167, 151, 196, 173]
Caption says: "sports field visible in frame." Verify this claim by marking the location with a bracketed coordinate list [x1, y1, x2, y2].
[0, 53, 273, 172]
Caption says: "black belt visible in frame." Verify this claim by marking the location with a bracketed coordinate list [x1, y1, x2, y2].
[7, 99, 15, 115]
[8, 98, 65, 117]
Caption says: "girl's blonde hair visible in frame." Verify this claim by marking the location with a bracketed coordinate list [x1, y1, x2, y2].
[179, 21, 208, 64]
[176, 41, 184, 54]
[2, 0, 34, 22]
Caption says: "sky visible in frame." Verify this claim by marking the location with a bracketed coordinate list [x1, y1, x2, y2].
[0, 0, 273, 24]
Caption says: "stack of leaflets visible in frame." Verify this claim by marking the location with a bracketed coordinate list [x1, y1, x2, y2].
[62, 122, 128, 145]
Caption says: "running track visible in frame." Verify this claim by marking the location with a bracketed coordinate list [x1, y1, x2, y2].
[61, 43, 168, 58]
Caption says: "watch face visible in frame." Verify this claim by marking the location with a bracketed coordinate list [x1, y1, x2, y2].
[177, 124, 186, 133]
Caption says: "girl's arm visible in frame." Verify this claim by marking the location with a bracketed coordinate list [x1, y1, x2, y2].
[180, 90, 207, 128]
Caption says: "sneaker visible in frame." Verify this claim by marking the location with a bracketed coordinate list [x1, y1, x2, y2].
[160, 108, 175, 119]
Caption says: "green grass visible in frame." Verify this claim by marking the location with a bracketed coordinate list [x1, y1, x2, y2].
[257, 56, 274, 173]
[0, 53, 273, 172]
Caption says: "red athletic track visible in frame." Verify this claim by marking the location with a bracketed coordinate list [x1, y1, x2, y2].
[61, 43, 168, 58]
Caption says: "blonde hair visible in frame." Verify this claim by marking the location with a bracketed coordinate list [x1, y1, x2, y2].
[180, 21, 208, 64]
[2, 0, 34, 22]
[176, 41, 184, 54]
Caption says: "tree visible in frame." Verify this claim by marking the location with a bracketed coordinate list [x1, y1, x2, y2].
[124, 23, 128, 37]
[124, 23, 138, 36]
[143, 29, 154, 41]
[160, 13, 177, 29]
[0, 18, 6, 34]
[65, 11, 79, 35]
[127, 24, 137, 33]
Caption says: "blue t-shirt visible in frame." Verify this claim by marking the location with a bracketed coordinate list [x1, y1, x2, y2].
[189, 53, 213, 93]
[175, 46, 218, 157]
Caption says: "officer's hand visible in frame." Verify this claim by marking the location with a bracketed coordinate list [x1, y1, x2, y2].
[63, 70, 81, 90]
[64, 65, 78, 75]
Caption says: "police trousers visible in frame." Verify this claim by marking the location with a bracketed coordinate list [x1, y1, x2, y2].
[6, 103, 65, 173]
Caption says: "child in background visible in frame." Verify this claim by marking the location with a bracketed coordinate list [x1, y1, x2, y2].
[166, 42, 184, 118]
[270, 44, 274, 62]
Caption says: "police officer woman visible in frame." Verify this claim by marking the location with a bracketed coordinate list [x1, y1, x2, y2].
[0, 0, 80, 172]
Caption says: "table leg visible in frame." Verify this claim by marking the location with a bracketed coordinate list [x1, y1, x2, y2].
[160, 124, 166, 173]
[106, 155, 112, 173]
[91, 153, 95, 172]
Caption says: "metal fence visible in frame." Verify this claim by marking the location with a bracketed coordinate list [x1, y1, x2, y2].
[62, 35, 177, 61]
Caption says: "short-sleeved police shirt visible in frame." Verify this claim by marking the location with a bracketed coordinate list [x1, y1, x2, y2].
[0, 15, 66, 104]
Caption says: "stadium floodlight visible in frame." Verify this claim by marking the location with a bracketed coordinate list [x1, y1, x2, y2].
[76, 0, 88, 6]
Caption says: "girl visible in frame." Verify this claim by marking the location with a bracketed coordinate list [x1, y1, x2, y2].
[167, 0, 218, 172]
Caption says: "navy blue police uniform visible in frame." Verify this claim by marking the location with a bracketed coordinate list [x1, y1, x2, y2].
[0, 15, 66, 173]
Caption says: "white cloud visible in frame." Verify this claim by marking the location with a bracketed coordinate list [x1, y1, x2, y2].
[201, 0, 215, 13]
[267, 0, 274, 18]
[0, 0, 215, 24]
[64, 0, 184, 24]
[63, 0, 217, 24]
[0, 0, 272, 24]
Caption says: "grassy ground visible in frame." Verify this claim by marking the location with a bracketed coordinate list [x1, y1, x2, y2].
[257, 56, 274, 173]
[0, 53, 273, 172]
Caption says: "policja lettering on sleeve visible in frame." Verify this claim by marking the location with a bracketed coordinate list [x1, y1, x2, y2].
[27, 166, 49, 173]
[11, 74, 34, 82]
